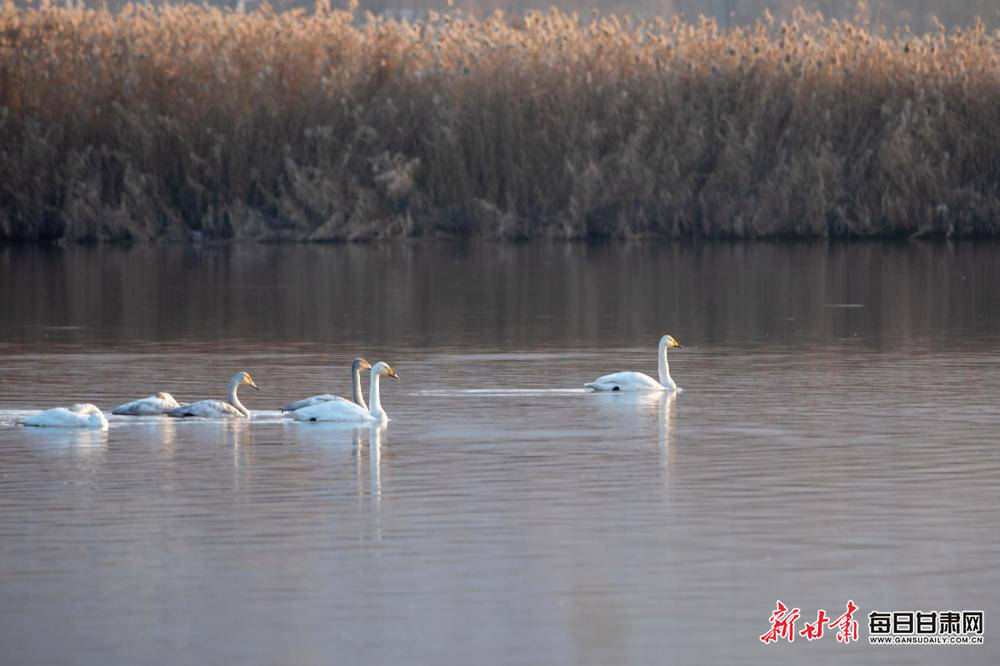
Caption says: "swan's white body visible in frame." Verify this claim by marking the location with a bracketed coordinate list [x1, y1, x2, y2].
[293, 362, 397, 424]
[112, 392, 184, 415]
[168, 372, 260, 418]
[281, 358, 370, 412]
[21, 403, 109, 430]
[585, 335, 683, 392]
[294, 399, 372, 423]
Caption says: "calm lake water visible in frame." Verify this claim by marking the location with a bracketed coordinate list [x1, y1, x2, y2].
[1, 242, 998, 665]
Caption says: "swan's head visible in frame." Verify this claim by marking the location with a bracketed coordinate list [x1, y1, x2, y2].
[156, 392, 176, 401]
[68, 404, 108, 428]
[660, 334, 683, 350]
[89, 410, 109, 429]
[372, 361, 399, 379]
[70, 403, 101, 415]
[235, 371, 260, 391]
[352, 358, 372, 372]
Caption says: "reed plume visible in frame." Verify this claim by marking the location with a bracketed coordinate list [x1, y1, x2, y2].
[1, 4, 998, 241]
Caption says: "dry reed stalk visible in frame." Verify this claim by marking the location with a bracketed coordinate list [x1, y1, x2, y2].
[0, 4, 999, 241]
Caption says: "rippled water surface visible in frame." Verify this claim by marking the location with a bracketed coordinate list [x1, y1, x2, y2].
[1, 242, 999, 665]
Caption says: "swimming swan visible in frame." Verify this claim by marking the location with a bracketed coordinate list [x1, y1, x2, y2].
[21, 403, 109, 429]
[112, 392, 184, 415]
[293, 361, 398, 424]
[281, 358, 371, 412]
[168, 372, 260, 418]
[585, 335, 683, 392]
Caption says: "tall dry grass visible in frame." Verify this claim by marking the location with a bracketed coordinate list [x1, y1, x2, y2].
[1, 3, 999, 241]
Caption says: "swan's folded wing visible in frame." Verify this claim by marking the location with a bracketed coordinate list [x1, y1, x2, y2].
[584, 371, 662, 392]
[22, 407, 73, 427]
[113, 395, 169, 415]
[292, 400, 371, 422]
[22, 406, 105, 428]
[111, 399, 141, 415]
[281, 394, 349, 412]
[168, 400, 239, 418]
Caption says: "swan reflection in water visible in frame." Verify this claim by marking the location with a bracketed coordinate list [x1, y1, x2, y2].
[21, 425, 110, 460]
[175, 417, 254, 449]
[349, 424, 386, 508]
[590, 390, 677, 479]
[119, 414, 178, 459]
[286, 420, 387, 505]
[658, 391, 677, 475]
[171, 418, 256, 482]
[369, 425, 384, 505]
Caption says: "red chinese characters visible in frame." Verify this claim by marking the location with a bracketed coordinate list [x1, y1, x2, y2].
[760, 601, 801, 644]
[762, 600, 859, 645]
[800, 609, 829, 641]
[828, 600, 859, 644]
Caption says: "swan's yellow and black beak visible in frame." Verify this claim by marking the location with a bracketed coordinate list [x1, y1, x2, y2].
[245, 375, 261, 391]
[387, 367, 399, 379]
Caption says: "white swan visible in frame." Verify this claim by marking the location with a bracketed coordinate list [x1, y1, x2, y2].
[167, 371, 260, 418]
[21, 403, 109, 429]
[281, 358, 371, 412]
[585, 334, 683, 392]
[112, 392, 184, 415]
[293, 361, 398, 424]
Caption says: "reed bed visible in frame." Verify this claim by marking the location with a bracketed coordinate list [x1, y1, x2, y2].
[2, 3, 999, 241]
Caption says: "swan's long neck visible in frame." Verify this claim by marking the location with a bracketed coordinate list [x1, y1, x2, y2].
[658, 340, 676, 390]
[352, 365, 368, 410]
[368, 369, 386, 422]
[227, 376, 250, 417]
